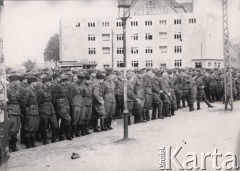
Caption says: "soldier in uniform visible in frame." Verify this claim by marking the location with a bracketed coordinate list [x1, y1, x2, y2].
[142, 69, 153, 121]
[236, 73, 240, 100]
[114, 71, 124, 119]
[92, 71, 107, 131]
[68, 73, 86, 138]
[102, 69, 116, 130]
[133, 69, 145, 123]
[22, 76, 40, 148]
[37, 77, 58, 144]
[7, 75, 21, 152]
[52, 75, 72, 141]
[195, 70, 214, 110]
[18, 74, 29, 144]
[151, 71, 163, 120]
[79, 73, 93, 135]
[186, 72, 197, 112]
[158, 71, 171, 117]
[126, 70, 140, 125]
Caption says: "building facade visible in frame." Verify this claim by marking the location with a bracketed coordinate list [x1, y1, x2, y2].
[59, 0, 224, 70]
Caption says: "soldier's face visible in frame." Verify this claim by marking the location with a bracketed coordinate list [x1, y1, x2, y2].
[45, 82, 52, 87]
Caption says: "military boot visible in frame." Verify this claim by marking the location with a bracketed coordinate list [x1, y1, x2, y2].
[75, 125, 81, 137]
[42, 130, 49, 145]
[84, 123, 92, 135]
[152, 105, 157, 120]
[71, 126, 76, 139]
[52, 128, 58, 143]
[197, 102, 201, 110]
[65, 125, 72, 140]
[30, 135, 36, 148]
[205, 100, 214, 108]
[158, 105, 164, 119]
[100, 118, 108, 131]
[25, 137, 31, 149]
[107, 117, 113, 130]
[59, 123, 66, 141]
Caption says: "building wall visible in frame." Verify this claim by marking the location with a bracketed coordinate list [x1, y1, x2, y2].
[59, 0, 224, 70]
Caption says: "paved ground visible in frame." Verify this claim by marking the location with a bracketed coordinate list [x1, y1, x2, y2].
[8, 102, 240, 171]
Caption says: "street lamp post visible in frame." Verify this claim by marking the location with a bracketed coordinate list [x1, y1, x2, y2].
[118, 0, 131, 139]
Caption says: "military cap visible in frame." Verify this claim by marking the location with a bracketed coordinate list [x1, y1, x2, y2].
[61, 74, 72, 82]
[106, 68, 114, 76]
[96, 71, 104, 80]
[77, 72, 85, 79]
[52, 73, 60, 80]
[84, 73, 90, 80]
[8, 75, 20, 82]
[27, 76, 37, 84]
[88, 69, 97, 75]
[42, 77, 52, 83]
[167, 70, 172, 75]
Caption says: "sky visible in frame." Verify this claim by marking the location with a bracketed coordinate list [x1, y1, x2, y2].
[2, 0, 240, 67]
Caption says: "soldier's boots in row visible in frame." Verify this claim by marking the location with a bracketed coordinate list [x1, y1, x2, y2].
[162, 103, 171, 117]
[9, 135, 19, 152]
[152, 104, 164, 120]
[25, 135, 36, 149]
[189, 104, 195, 112]
[59, 123, 72, 141]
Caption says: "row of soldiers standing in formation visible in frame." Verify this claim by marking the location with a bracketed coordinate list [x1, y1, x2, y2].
[6, 67, 240, 152]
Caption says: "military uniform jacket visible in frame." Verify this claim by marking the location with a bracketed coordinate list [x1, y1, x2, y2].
[7, 84, 21, 116]
[158, 77, 170, 94]
[142, 75, 152, 95]
[22, 87, 39, 116]
[92, 82, 106, 116]
[68, 82, 84, 108]
[80, 81, 93, 107]
[115, 78, 124, 96]
[132, 75, 145, 100]
[37, 86, 55, 115]
[102, 80, 116, 103]
[52, 82, 70, 109]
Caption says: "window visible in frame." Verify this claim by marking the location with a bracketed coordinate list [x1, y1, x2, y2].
[145, 20, 152, 26]
[159, 20, 167, 25]
[218, 62, 221, 68]
[102, 47, 110, 54]
[102, 22, 110, 27]
[131, 33, 138, 40]
[75, 22, 80, 27]
[88, 34, 95, 41]
[160, 63, 166, 69]
[189, 18, 197, 24]
[102, 34, 110, 41]
[195, 62, 202, 68]
[89, 61, 96, 64]
[131, 21, 138, 26]
[174, 46, 182, 53]
[131, 47, 138, 54]
[88, 48, 96, 54]
[214, 62, 217, 68]
[208, 62, 211, 67]
[116, 22, 122, 27]
[174, 32, 182, 40]
[103, 64, 110, 68]
[174, 60, 182, 67]
[131, 61, 139, 68]
[145, 47, 153, 54]
[174, 19, 181, 25]
[159, 46, 167, 53]
[117, 47, 123, 54]
[88, 22, 95, 27]
[145, 33, 153, 40]
[159, 32, 167, 39]
[117, 34, 123, 41]
[117, 61, 124, 68]
[146, 60, 153, 67]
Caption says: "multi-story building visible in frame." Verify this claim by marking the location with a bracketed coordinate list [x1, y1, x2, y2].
[59, 0, 224, 70]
